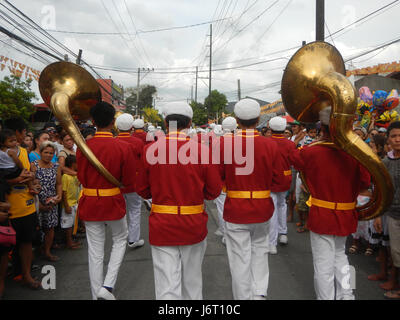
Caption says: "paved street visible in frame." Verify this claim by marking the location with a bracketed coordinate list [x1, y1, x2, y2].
[3, 200, 386, 300]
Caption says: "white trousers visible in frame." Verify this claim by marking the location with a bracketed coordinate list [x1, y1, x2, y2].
[269, 191, 288, 246]
[124, 192, 142, 243]
[310, 231, 355, 300]
[225, 221, 270, 300]
[85, 216, 128, 299]
[151, 239, 207, 300]
[214, 192, 227, 234]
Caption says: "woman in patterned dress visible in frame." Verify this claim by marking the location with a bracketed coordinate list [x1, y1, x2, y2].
[31, 141, 62, 262]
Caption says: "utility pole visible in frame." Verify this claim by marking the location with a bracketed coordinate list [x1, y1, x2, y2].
[237, 79, 241, 101]
[136, 67, 140, 116]
[76, 49, 82, 65]
[209, 24, 212, 98]
[316, 0, 325, 41]
[195, 66, 198, 104]
[191, 85, 193, 102]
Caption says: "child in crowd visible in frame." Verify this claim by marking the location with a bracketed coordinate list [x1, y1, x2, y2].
[0, 129, 35, 193]
[303, 123, 318, 146]
[60, 155, 81, 249]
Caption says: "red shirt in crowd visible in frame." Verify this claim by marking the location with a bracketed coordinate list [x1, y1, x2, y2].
[77, 131, 136, 221]
[289, 143, 371, 236]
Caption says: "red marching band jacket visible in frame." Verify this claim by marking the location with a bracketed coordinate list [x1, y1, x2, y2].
[77, 131, 137, 221]
[116, 132, 144, 193]
[132, 129, 152, 145]
[136, 131, 222, 246]
[289, 143, 371, 236]
[269, 134, 297, 193]
[219, 129, 280, 224]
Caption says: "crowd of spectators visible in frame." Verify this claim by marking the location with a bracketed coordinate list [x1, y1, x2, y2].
[0, 118, 94, 297]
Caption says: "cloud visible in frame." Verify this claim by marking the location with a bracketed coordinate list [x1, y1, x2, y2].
[2, 0, 400, 107]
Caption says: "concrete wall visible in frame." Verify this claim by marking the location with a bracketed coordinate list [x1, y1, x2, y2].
[355, 75, 400, 92]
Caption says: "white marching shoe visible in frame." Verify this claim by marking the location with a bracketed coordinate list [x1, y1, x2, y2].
[97, 287, 116, 300]
[279, 234, 288, 245]
[128, 239, 145, 248]
[269, 245, 277, 255]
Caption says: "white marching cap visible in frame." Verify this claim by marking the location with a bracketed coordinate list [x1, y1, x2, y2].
[269, 116, 287, 132]
[115, 113, 134, 131]
[214, 124, 223, 136]
[319, 106, 332, 126]
[164, 101, 193, 119]
[222, 116, 237, 131]
[234, 98, 261, 120]
[133, 118, 144, 129]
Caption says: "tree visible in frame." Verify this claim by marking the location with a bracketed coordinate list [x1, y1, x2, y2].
[142, 107, 161, 125]
[125, 84, 157, 116]
[204, 90, 228, 123]
[0, 75, 37, 123]
[190, 101, 208, 126]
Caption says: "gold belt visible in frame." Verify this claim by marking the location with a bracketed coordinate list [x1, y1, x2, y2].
[226, 190, 270, 199]
[82, 187, 121, 197]
[283, 170, 292, 176]
[306, 196, 356, 210]
[151, 204, 204, 215]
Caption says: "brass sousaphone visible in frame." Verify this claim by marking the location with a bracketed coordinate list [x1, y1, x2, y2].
[39, 61, 122, 187]
[281, 41, 393, 220]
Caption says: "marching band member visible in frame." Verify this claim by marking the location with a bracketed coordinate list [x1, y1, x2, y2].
[136, 102, 222, 300]
[268, 116, 296, 254]
[221, 98, 280, 300]
[213, 117, 237, 244]
[289, 106, 370, 300]
[77, 102, 136, 300]
[132, 119, 150, 144]
[115, 113, 145, 249]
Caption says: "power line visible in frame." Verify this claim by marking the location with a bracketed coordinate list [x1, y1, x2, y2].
[329, 0, 399, 39]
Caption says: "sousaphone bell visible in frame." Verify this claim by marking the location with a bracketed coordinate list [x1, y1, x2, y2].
[281, 41, 393, 220]
[39, 61, 122, 187]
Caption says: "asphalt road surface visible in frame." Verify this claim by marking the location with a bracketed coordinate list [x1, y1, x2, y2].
[3, 200, 387, 300]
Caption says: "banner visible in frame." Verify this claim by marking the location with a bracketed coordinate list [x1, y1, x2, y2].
[0, 55, 41, 81]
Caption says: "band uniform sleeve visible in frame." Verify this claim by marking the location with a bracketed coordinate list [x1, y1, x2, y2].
[270, 141, 282, 188]
[136, 146, 152, 199]
[203, 162, 223, 200]
[121, 143, 137, 192]
[288, 145, 306, 172]
[358, 163, 371, 191]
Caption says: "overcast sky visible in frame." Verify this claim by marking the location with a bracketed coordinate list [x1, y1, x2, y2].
[1, 0, 400, 112]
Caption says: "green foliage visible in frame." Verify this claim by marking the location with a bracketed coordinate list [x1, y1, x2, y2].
[190, 101, 208, 126]
[204, 90, 228, 122]
[142, 107, 162, 125]
[125, 84, 157, 115]
[0, 75, 37, 122]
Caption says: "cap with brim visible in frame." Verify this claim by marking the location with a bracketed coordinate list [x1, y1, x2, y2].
[133, 119, 144, 129]
[234, 98, 260, 120]
[164, 102, 193, 119]
[115, 113, 134, 131]
[269, 116, 287, 131]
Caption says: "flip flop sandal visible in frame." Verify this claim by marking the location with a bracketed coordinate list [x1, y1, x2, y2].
[348, 245, 358, 254]
[365, 248, 374, 256]
[384, 290, 400, 299]
[22, 279, 42, 290]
